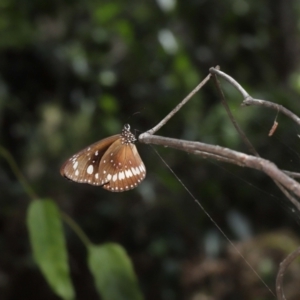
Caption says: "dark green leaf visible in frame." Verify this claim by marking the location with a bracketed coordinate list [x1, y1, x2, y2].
[27, 199, 75, 300]
[88, 243, 143, 300]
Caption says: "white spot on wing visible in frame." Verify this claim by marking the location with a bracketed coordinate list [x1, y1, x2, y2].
[87, 165, 93, 174]
[131, 167, 137, 175]
[125, 169, 133, 178]
[113, 174, 118, 182]
[73, 161, 78, 170]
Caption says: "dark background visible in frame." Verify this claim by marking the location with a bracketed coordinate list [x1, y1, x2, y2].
[1, 0, 300, 299]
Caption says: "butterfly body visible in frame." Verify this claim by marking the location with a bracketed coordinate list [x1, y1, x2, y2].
[60, 124, 146, 192]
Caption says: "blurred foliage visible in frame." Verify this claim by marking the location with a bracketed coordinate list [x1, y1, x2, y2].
[1, 0, 300, 299]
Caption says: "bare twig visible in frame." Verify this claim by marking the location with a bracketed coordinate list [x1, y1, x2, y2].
[211, 71, 260, 157]
[283, 170, 300, 179]
[184, 148, 247, 167]
[209, 67, 300, 127]
[209, 67, 250, 99]
[276, 246, 300, 300]
[274, 181, 300, 212]
[243, 98, 300, 126]
[139, 133, 300, 199]
[145, 72, 212, 135]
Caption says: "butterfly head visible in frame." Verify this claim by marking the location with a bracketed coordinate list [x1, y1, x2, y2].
[121, 123, 136, 145]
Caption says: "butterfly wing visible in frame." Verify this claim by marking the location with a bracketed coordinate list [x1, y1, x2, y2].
[60, 135, 120, 185]
[98, 140, 146, 192]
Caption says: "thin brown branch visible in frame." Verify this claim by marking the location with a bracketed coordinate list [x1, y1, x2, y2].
[184, 148, 246, 167]
[283, 170, 300, 179]
[139, 133, 300, 200]
[276, 246, 300, 300]
[274, 181, 300, 212]
[145, 72, 212, 135]
[242, 98, 300, 126]
[209, 67, 300, 127]
[209, 67, 250, 99]
[211, 71, 260, 157]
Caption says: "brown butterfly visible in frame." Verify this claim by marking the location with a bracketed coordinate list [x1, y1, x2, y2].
[60, 124, 146, 192]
